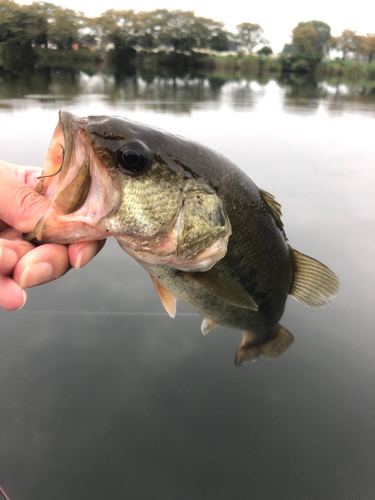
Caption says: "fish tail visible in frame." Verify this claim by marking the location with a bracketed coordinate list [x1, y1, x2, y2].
[234, 324, 294, 366]
[289, 248, 340, 307]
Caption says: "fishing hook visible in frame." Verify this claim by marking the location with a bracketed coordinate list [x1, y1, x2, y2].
[37, 145, 65, 179]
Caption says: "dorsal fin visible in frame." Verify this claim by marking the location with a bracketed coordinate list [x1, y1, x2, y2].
[259, 189, 287, 240]
[289, 248, 340, 307]
[151, 277, 177, 318]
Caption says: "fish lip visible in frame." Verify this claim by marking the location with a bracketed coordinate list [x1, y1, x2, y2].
[45, 109, 92, 215]
[58, 109, 79, 181]
[58, 109, 71, 152]
[58, 109, 73, 138]
[33, 109, 84, 198]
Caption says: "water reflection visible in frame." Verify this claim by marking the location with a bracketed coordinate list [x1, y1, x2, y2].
[1, 66, 374, 116]
[0, 63, 374, 500]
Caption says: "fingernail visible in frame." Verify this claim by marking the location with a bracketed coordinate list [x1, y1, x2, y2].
[73, 243, 101, 270]
[19, 262, 53, 289]
[74, 250, 84, 270]
[17, 290, 28, 309]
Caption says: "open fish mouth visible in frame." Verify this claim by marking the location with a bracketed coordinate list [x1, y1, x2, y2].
[24, 110, 120, 244]
[35, 110, 91, 213]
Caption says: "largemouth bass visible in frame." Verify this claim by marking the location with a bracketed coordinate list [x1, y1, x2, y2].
[25, 110, 339, 365]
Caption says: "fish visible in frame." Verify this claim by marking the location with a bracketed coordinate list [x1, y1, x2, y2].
[24, 110, 340, 366]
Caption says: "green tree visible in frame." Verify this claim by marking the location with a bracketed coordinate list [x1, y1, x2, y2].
[282, 20, 330, 75]
[0, 0, 39, 69]
[329, 30, 358, 60]
[93, 9, 120, 49]
[98, 9, 229, 53]
[133, 9, 165, 50]
[356, 33, 375, 63]
[22, 2, 57, 48]
[48, 6, 83, 50]
[0, 0, 18, 43]
[258, 46, 273, 56]
[156, 10, 200, 52]
[93, 9, 137, 50]
[194, 16, 228, 51]
[208, 30, 229, 52]
[0, 0, 43, 49]
[281, 43, 295, 54]
[292, 24, 319, 52]
[280, 51, 323, 74]
[0, 0, 33, 46]
[235, 22, 267, 52]
[149, 10, 228, 52]
[294, 20, 332, 53]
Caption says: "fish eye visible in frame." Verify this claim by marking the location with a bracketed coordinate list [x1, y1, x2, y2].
[117, 142, 148, 175]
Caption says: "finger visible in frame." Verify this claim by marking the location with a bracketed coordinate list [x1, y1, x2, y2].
[68, 239, 106, 270]
[0, 161, 42, 187]
[0, 242, 35, 274]
[24, 169, 43, 190]
[0, 227, 22, 240]
[0, 275, 27, 311]
[0, 233, 35, 274]
[0, 167, 51, 233]
[13, 244, 71, 289]
[0, 246, 20, 275]
[0, 228, 35, 248]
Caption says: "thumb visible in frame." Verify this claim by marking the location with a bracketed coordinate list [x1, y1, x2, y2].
[0, 167, 51, 233]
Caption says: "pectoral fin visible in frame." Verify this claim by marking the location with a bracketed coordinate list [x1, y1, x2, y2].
[151, 277, 177, 318]
[188, 268, 258, 311]
[235, 324, 294, 366]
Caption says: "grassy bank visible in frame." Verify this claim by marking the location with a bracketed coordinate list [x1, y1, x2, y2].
[208, 53, 281, 74]
[0, 46, 105, 73]
[35, 48, 105, 68]
[207, 53, 375, 82]
[320, 59, 375, 81]
[2, 47, 375, 85]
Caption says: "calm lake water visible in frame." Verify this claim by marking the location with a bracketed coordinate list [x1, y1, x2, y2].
[0, 68, 374, 500]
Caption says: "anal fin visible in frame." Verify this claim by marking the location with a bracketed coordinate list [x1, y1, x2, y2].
[235, 330, 261, 365]
[151, 277, 177, 318]
[260, 324, 294, 359]
[235, 324, 294, 366]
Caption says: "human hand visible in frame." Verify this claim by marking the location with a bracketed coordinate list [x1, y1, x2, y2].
[0, 160, 105, 310]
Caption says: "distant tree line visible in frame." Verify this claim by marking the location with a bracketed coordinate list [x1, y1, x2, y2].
[283, 20, 375, 63]
[0, 1, 271, 55]
[0, 0, 374, 67]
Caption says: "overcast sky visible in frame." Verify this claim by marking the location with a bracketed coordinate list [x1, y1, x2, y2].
[21, 0, 375, 53]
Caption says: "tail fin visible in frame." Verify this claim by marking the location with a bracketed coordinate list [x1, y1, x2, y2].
[289, 248, 339, 307]
[235, 324, 294, 366]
